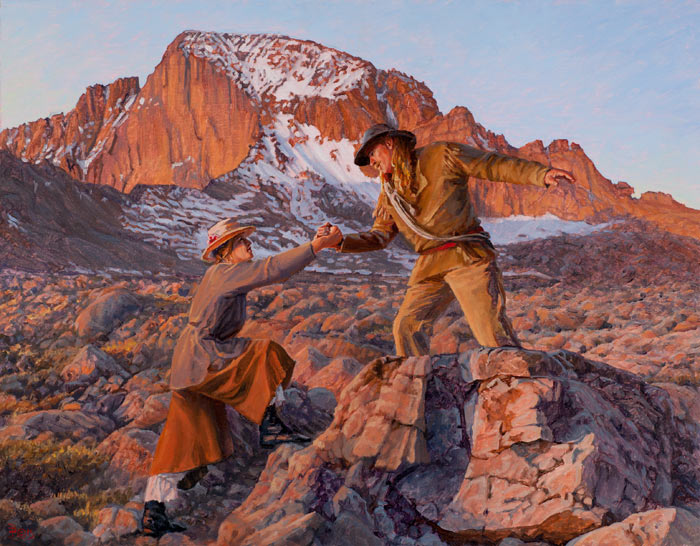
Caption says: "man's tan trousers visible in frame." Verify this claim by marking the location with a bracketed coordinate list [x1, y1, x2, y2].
[393, 258, 519, 356]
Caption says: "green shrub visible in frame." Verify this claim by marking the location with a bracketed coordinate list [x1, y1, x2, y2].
[56, 488, 132, 529]
[0, 439, 107, 504]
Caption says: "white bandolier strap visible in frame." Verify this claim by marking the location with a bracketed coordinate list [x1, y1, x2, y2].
[382, 181, 492, 244]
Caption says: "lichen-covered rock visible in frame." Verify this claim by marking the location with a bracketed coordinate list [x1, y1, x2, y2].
[2, 409, 115, 442]
[115, 389, 171, 428]
[92, 504, 141, 541]
[158, 532, 197, 545]
[37, 515, 84, 542]
[316, 355, 432, 472]
[61, 344, 128, 384]
[63, 530, 99, 545]
[29, 497, 67, 519]
[131, 392, 172, 428]
[75, 289, 141, 337]
[97, 427, 159, 487]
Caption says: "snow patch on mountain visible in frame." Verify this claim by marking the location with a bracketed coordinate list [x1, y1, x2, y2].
[120, 186, 280, 260]
[179, 31, 371, 103]
[484, 214, 609, 245]
[232, 114, 380, 225]
[118, 181, 412, 276]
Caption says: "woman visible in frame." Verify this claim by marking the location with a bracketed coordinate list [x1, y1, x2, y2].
[142, 218, 342, 537]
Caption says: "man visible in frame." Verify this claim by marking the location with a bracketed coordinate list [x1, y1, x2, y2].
[328, 123, 574, 356]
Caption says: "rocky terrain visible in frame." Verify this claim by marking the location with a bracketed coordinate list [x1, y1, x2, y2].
[2, 27, 700, 546]
[0, 221, 698, 545]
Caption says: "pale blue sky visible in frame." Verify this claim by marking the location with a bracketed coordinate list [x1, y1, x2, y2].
[2, 0, 698, 208]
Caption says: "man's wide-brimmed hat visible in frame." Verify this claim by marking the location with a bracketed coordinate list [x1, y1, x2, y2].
[201, 218, 256, 263]
[354, 123, 416, 167]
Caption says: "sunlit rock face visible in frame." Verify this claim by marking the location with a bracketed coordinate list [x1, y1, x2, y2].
[2, 30, 699, 243]
[216, 347, 700, 545]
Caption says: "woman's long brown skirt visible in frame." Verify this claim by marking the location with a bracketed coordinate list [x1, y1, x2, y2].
[149, 339, 295, 476]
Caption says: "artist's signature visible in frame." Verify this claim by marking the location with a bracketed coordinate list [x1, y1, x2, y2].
[7, 524, 34, 541]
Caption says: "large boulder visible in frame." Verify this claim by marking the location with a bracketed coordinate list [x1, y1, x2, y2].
[30, 498, 67, 519]
[92, 505, 141, 542]
[36, 515, 84, 542]
[61, 344, 128, 385]
[97, 427, 159, 487]
[1, 409, 115, 442]
[276, 385, 336, 438]
[75, 289, 141, 337]
[215, 348, 700, 545]
[114, 389, 168, 427]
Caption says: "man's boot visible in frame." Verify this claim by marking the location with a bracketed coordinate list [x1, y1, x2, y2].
[259, 405, 311, 448]
[141, 500, 186, 538]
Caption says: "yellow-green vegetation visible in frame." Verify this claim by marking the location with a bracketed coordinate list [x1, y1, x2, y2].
[101, 337, 140, 357]
[34, 347, 80, 372]
[151, 291, 189, 304]
[57, 488, 132, 529]
[100, 337, 142, 362]
[654, 366, 700, 387]
[0, 439, 108, 504]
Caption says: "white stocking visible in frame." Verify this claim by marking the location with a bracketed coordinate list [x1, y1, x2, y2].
[144, 472, 186, 503]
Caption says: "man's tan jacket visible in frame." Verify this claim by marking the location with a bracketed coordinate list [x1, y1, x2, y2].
[170, 243, 316, 389]
[340, 142, 550, 284]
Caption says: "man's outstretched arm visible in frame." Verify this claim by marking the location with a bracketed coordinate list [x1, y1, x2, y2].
[339, 227, 397, 253]
[447, 142, 575, 188]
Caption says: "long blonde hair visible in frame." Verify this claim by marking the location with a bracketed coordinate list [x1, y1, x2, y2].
[388, 136, 418, 196]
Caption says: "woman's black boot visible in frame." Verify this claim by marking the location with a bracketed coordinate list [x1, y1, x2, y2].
[141, 500, 186, 538]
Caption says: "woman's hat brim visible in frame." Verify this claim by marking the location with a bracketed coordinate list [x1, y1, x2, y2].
[201, 226, 256, 263]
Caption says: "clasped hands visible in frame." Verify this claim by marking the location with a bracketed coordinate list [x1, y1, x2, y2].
[311, 222, 343, 253]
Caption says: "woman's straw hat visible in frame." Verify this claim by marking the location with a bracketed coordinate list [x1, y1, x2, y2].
[201, 218, 256, 262]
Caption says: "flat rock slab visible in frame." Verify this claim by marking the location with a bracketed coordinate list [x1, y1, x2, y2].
[3, 409, 115, 442]
[61, 344, 128, 384]
[566, 507, 700, 545]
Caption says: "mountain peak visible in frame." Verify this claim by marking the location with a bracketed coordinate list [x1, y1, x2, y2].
[175, 31, 374, 104]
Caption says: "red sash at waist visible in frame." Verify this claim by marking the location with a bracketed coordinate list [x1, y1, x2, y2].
[418, 226, 486, 255]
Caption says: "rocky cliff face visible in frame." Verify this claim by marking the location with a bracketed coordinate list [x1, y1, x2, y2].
[2, 30, 698, 241]
[1, 77, 140, 181]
